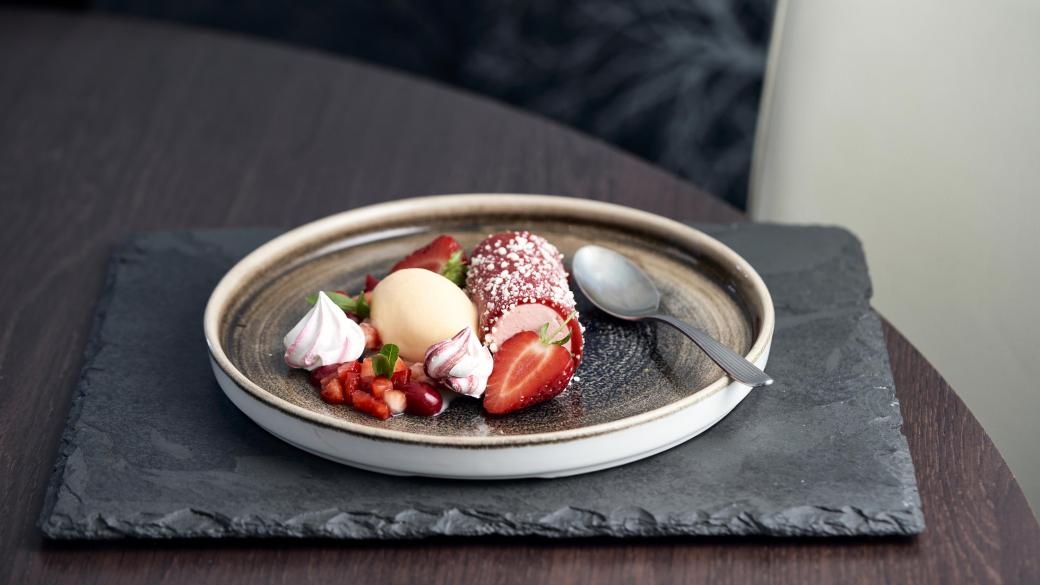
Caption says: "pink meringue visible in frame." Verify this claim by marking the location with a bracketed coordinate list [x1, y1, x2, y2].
[423, 327, 493, 398]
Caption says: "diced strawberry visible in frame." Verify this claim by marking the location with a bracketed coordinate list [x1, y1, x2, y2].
[390, 357, 410, 387]
[360, 357, 375, 384]
[370, 376, 393, 399]
[408, 361, 428, 383]
[336, 361, 361, 377]
[319, 377, 349, 405]
[390, 235, 466, 280]
[364, 273, 381, 292]
[483, 331, 576, 415]
[339, 371, 360, 395]
[360, 322, 381, 349]
[384, 389, 407, 415]
[351, 389, 391, 420]
[309, 363, 343, 388]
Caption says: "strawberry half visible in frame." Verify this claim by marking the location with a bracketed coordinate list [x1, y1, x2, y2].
[483, 330, 577, 415]
[390, 235, 467, 286]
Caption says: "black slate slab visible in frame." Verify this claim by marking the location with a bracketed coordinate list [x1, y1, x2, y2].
[39, 225, 924, 539]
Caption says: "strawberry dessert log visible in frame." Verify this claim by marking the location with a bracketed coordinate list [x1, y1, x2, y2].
[466, 231, 583, 361]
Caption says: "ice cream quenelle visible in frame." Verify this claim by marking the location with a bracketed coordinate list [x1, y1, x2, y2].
[369, 268, 479, 362]
[283, 291, 366, 370]
[424, 327, 494, 397]
[466, 231, 583, 360]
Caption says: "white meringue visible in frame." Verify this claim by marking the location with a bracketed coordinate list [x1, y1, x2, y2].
[283, 291, 365, 371]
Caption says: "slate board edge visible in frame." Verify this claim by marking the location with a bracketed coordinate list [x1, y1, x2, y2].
[38, 239, 130, 537]
[41, 498, 923, 539]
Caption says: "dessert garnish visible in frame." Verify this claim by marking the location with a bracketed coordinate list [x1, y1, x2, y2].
[423, 327, 494, 398]
[390, 234, 468, 286]
[283, 291, 365, 370]
[305, 289, 369, 319]
[483, 313, 578, 415]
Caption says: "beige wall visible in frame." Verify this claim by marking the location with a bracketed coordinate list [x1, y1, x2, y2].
[750, 0, 1040, 517]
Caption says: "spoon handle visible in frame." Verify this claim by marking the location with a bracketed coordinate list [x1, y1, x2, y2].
[650, 314, 773, 387]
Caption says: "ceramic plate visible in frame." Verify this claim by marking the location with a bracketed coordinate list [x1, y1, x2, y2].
[204, 195, 774, 479]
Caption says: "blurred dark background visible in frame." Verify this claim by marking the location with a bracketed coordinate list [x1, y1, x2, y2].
[9, 0, 775, 208]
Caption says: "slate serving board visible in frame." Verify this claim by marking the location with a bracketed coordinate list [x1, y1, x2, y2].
[39, 225, 924, 539]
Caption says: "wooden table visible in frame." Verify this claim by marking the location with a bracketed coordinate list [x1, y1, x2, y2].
[1, 9, 1037, 584]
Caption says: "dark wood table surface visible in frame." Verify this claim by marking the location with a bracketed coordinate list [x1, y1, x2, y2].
[1, 9, 1037, 584]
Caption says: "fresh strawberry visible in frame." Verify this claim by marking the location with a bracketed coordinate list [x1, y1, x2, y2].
[342, 372, 360, 395]
[350, 389, 391, 420]
[483, 330, 576, 415]
[336, 361, 361, 376]
[390, 357, 410, 386]
[360, 322, 381, 349]
[370, 376, 393, 399]
[390, 235, 467, 286]
[309, 363, 342, 388]
[364, 273, 381, 292]
[384, 389, 407, 415]
[319, 377, 349, 404]
[408, 361, 428, 383]
[360, 357, 376, 388]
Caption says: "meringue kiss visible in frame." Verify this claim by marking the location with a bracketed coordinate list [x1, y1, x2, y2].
[423, 327, 494, 398]
[284, 291, 365, 371]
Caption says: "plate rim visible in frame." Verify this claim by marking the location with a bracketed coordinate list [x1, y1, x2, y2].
[203, 194, 775, 447]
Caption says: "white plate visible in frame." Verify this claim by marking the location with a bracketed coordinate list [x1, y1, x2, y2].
[204, 194, 774, 479]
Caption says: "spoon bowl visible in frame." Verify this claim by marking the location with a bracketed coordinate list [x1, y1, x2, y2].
[573, 245, 773, 388]
[572, 245, 661, 320]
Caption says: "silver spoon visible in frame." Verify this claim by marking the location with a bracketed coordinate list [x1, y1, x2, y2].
[572, 245, 773, 387]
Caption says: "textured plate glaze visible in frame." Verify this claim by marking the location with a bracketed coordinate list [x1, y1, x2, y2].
[205, 195, 773, 478]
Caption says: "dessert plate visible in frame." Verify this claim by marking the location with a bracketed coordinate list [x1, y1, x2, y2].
[204, 195, 774, 479]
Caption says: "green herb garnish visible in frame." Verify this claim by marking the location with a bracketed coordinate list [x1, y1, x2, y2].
[440, 250, 467, 287]
[371, 343, 400, 377]
[539, 311, 577, 346]
[305, 290, 370, 319]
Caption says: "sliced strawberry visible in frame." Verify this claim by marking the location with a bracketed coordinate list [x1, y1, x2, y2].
[483, 331, 576, 415]
[359, 320, 380, 347]
[319, 377, 349, 405]
[370, 376, 393, 399]
[309, 363, 342, 388]
[360, 357, 375, 388]
[339, 370, 360, 396]
[364, 273, 381, 292]
[350, 389, 391, 420]
[390, 235, 467, 285]
[384, 389, 407, 415]
[408, 361, 428, 383]
[390, 357, 410, 387]
[336, 361, 361, 377]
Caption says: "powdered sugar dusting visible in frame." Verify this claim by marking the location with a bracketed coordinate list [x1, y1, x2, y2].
[466, 231, 579, 342]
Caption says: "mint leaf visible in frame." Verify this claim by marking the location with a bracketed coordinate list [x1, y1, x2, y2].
[354, 289, 370, 318]
[306, 290, 370, 319]
[551, 331, 572, 346]
[440, 249, 467, 287]
[372, 343, 399, 377]
[538, 311, 578, 346]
